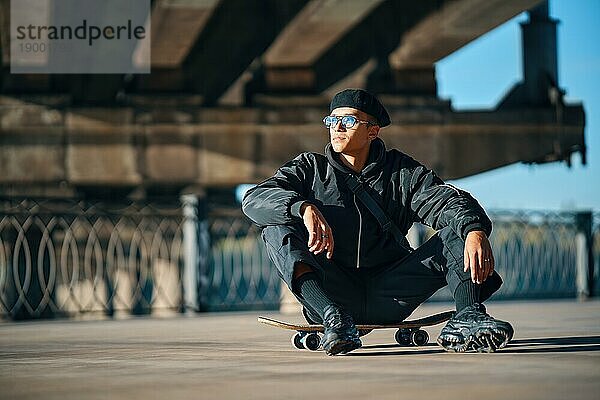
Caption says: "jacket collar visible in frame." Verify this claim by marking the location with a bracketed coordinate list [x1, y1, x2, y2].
[325, 137, 386, 177]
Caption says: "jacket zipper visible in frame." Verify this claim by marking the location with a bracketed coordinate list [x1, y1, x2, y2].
[353, 194, 362, 269]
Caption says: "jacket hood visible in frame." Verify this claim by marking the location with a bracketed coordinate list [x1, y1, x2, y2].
[325, 137, 387, 177]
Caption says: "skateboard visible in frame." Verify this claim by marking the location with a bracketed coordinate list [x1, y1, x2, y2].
[258, 310, 455, 351]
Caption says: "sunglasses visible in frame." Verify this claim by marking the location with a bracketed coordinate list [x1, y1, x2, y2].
[322, 115, 375, 129]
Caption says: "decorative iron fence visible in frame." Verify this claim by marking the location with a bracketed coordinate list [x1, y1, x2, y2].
[0, 198, 186, 319]
[206, 213, 280, 311]
[489, 210, 579, 298]
[430, 210, 593, 301]
[0, 197, 597, 320]
[0, 198, 280, 320]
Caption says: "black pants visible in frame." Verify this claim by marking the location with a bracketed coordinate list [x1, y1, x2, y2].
[261, 223, 502, 324]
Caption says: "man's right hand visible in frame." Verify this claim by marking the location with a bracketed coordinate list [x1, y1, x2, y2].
[300, 202, 334, 259]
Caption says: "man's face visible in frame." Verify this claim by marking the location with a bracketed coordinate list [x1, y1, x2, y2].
[328, 107, 378, 154]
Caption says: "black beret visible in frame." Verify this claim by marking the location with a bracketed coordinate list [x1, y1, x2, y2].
[329, 88, 390, 127]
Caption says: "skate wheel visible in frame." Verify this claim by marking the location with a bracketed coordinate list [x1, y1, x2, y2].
[301, 333, 321, 351]
[395, 328, 412, 346]
[292, 332, 305, 349]
[411, 329, 429, 346]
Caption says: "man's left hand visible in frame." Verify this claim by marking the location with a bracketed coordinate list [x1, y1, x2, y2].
[464, 230, 494, 284]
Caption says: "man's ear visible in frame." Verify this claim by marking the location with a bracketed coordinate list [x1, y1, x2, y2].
[368, 125, 380, 140]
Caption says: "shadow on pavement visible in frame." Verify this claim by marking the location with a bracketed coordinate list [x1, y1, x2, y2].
[501, 335, 600, 354]
[347, 348, 446, 356]
[348, 335, 600, 356]
[361, 343, 438, 350]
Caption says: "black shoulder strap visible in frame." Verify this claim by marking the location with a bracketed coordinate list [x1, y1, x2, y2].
[345, 174, 412, 253]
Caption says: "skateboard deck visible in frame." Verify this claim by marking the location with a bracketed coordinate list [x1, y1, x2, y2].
[258, 310, 454, 332]
[258, 310, 455, 350]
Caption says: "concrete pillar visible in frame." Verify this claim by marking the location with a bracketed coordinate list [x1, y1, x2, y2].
[521, 1, 559, 105]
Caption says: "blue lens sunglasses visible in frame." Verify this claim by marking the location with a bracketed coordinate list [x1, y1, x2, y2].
[323, 115, 375, 129]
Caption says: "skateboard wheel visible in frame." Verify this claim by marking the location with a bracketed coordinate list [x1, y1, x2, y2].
[395, 328, 412, 346]
[411, 329, 429, 346]
[292, 333, 305, 349]
[301, 333, 321, 351]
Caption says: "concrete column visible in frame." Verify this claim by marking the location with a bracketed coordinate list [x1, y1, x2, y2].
[521, 1, 559, 105]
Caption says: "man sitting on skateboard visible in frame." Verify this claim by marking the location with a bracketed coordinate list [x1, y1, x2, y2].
[242, 88, 513, 356]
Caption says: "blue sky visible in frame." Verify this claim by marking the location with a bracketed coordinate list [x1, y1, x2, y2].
[438, 0, 599, 211]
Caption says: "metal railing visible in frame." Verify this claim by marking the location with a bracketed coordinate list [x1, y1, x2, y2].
[1, 198, 597, 320]
[206, 214, 280, 311]
[430, 210, 591, 301]
[0, 198, 282, 319]
[0, 199, 186, 319]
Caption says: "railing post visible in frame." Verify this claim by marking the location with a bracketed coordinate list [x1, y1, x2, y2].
[181, 194, 199, 313]
[575, 211, 593, 300]
[181, 193, 210, 313]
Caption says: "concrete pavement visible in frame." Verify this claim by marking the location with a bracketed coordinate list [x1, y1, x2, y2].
[1, 299, 599, 400]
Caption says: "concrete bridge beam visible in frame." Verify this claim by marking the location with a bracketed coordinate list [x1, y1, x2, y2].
[389, 0, 544, 68]
[0, 96, 584, 197]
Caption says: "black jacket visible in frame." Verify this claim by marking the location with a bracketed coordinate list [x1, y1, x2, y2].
[242, 138, 491, 270]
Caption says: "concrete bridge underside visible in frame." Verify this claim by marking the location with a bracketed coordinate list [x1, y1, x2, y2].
[0, 0, 586, 198]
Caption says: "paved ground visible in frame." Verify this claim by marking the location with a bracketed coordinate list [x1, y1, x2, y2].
[1, 299, 599, 400]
